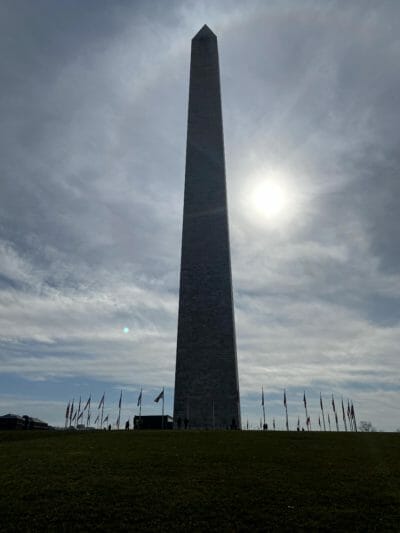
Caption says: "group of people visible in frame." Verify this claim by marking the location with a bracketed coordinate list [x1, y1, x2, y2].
[175, 417, 190, 429]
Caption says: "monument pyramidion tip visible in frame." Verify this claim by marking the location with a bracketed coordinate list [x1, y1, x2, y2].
[193, 24, 216, 40]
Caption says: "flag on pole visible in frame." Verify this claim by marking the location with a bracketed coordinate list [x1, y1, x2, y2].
[77, 412, 83, 421]
[351, 402, 357, 432]
[103, 415, 109, 424]
[341, 397, 348, 431]
[72, 411, 77, 422]
[98, 393, 105, 409]
[320, 394, 326, 431]
[154, 389, 164, 403]
[65, 402, 70, 419]
[137, 388, 142, 407]
[303, 391, 310, 431]
[283, 389, 289, 431]
[332, 394, 336, 413]
[297, 416, 300, 430]
[318, 416, 321, 429]
[347, 399, 353, 430]
[118, 390, 122, 409]
[261, 386, 266, 428]
[94, 414, 99, 424]
[154, 388, 165, 428]
[69, 399, 74, 425]
[83, 395, 91, 411]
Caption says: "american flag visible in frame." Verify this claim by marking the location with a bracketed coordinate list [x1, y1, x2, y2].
[98, 393, 105, 409]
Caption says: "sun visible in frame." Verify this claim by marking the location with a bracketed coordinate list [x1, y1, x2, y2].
[251, 181, 288, 219]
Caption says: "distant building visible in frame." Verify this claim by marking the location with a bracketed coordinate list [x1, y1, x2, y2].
[0, 413, 49, 430]
[0, 414, 25, 430]
[133, 415, 173, 430]
[23, 415, 49, 430]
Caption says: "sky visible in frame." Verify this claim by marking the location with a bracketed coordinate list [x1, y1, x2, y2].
[0, 0, 399, 431]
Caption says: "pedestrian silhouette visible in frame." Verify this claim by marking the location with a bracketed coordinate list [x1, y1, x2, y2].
[125, 420, 130, 430]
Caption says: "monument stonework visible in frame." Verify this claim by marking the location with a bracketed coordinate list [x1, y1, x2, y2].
[173, 25, 241, 429]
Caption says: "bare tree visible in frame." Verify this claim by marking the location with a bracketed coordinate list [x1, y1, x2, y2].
[358, 420, 377, 432]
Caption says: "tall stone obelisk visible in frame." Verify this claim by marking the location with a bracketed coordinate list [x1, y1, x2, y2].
[173, 25, 241, 429]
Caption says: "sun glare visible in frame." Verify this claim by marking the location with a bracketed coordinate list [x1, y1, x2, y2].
[251, 181, 288, 219]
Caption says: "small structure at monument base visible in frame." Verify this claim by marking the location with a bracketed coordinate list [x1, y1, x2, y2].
[133, 415, 173, 430]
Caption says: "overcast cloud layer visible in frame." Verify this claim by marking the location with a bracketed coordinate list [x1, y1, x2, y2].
[1, 0, 399, 430]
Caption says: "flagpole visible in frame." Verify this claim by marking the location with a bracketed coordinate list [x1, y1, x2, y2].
[328, 413, 331, 431]
[332, 394, 339, 431]
[347, 400, 353, 431]
[261, 387, 266, 429]
[76, 396, 81, 429]
[284, 390, 289, 431]
[162, 388, 165, 429]
[86, 397, 91, 428]
[65, 401, 70, 429]
[303, 391, 310, 430]
[117, 390, 122, 430]
[351, 402, 357, 432]
[341, 398, 348, 431]
[320, 394, 326, 431]
[139, 392, 142, 428]
[69, 398, 74, 428]
[100, 393, 105, 429]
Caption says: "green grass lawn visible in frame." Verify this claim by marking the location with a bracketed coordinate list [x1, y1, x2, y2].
[0, 430, 399, 531]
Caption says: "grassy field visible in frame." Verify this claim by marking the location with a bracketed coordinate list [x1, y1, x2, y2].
[0, 430, 399, 532]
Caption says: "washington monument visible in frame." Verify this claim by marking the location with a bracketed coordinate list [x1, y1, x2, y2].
[173, 25, 241, 429]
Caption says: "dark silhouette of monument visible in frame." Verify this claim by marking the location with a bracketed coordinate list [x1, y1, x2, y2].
[173, 25, 241, 429]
